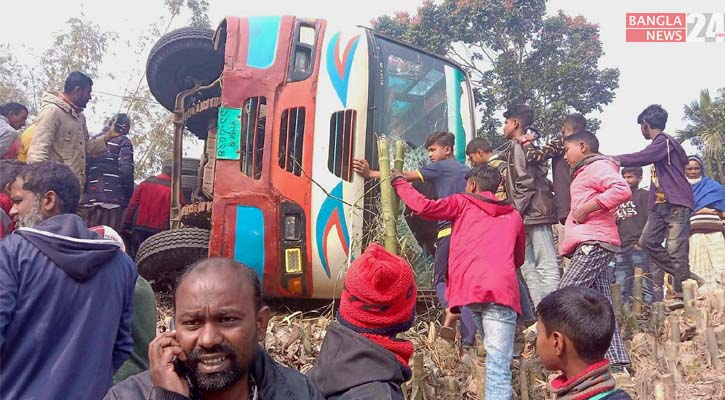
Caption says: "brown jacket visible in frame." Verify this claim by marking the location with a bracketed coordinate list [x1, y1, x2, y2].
[503, 140, 557, 226]
[27, 92, 107, 187]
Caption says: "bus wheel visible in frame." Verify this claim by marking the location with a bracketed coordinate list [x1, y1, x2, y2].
[136, 228, 210, 286]
[146, 27, 223, 138]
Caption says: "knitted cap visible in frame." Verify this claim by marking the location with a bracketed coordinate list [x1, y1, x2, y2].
[338, 243, 416, 336]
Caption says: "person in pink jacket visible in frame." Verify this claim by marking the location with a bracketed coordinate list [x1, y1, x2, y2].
[393, 164, 526, 399]
[561, 131, 632, 368]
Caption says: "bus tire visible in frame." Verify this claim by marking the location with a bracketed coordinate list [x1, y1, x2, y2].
[146, 27, 223, 137]
[136, 228, 210, 284]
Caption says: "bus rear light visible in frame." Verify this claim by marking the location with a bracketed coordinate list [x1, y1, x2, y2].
[284, 214, 302, 240]
[288, 277, 303, 295]
[285, 248, 303, 273]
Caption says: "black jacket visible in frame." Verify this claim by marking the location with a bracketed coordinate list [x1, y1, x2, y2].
[308, 322, 410, 400]
[104, 346, 324, 400]
[504, 140, 557, 226]
[85, 133, 134, 207]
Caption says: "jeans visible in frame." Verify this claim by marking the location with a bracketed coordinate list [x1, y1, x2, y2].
[517, 270, 535, 324]
[613, 248, 654, 305]
[434, 235, 476, 345]
[520, 224, 560, 307]
[469, 303, 517, 400]
[640, 203, 692, 298]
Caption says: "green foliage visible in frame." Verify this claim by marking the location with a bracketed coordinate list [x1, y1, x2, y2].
[0, 47, 31, 108]
[677, 88, 725, 183]
[39, 17, 118, 95]
[164, 0, 211, 28]
[372, 0, 620, 143]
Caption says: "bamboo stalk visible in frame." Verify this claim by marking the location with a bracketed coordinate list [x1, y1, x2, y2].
[683, 279, 698, 304]
[411, 353, 424, 400]
[715, 326, 725, 352]
[668, 316, 681, 343]
[695, 308, 708, 331]
[377, 137, 398, 254]
[664, 341, 684, 384]
[519, 357, 530, 400]
[392, 140, 405, 220]
[660, 374, 676, 400]
[611, 283, 623, 316]
[633, 267, 644, 314]
[705, 327, 721, 369]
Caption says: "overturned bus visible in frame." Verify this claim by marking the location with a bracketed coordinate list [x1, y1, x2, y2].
[138, 15, 475, 298]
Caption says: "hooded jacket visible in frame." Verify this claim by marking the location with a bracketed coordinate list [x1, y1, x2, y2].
[308, 322, 410, 400]
[27, 92, 108, 188]
[504, 139, 557, 226]
[393, 178, 526, 314]
[0, 214, 136, 400]
[562, 155, 632, 256]
[104, 346, 325, 400]
[85, 131, 135, 208]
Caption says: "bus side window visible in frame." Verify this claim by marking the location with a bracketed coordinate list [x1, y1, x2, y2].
[328, 110, 356, 182]
[278, 107, 306, 176]
[240, 97, 267, 180]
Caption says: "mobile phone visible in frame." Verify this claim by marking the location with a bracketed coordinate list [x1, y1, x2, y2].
[173, 355, 189, 379]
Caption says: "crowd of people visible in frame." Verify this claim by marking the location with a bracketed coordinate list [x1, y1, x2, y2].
[1, 68, 724, 400]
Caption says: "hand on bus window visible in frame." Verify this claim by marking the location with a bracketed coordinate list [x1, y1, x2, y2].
[353, 159, 373, 179]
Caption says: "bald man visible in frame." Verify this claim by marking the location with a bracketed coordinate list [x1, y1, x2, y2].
[105, 258, 324, 400]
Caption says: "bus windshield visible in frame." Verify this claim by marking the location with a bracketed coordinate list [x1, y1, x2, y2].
[374, 35, 472, 150]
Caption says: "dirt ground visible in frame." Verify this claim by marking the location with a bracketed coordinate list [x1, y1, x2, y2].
[155, 291, 725, 400]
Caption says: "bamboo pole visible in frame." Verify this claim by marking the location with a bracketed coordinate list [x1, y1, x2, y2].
[410, 353, 424, 400]
[659, 374, 676, 400]
[392, 140, 405, 220]
[633, 267, 644, 314]
[377, 137, 398, 254]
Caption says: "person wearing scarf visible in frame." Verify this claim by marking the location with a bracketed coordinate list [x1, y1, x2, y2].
[308, 244, 416, 400]
[537, 286, 632, 400]
[685, 155, 725, 291]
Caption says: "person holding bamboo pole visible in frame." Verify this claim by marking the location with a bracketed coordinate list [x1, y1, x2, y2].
[353, 131, 475, 346]
[392, 164, 526, 399]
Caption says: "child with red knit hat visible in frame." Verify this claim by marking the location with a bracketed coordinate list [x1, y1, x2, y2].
[393, 164, 526, 400]
[308, 243, 416, 400]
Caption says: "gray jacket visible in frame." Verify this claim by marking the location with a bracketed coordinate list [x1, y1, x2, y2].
[308, 322, 409, 400]
[104, 346, 324, 400]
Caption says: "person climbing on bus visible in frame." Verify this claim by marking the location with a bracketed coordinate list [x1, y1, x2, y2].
[353, 131, 476, 347]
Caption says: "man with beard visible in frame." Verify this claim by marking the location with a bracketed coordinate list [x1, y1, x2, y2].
[0, 161, 136, 399]
[27, 71, 120, 189]
[105, 258, 325, 400]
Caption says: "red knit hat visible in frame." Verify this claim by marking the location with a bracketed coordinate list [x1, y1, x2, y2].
[338, 243, 417, 336]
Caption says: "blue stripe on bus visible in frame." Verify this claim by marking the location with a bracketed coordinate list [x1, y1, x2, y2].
[234, 205, 265, 283]
[247, 16, 281, 69]
[445, 66, 467, 162]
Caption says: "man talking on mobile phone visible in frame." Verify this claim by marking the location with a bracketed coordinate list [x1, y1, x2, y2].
[105, 258, 324, 400]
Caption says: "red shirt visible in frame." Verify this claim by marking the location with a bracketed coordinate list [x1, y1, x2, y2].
[124, 173, 173, 231]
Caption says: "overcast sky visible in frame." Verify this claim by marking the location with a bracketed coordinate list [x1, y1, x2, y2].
[2, 0, 722, 162]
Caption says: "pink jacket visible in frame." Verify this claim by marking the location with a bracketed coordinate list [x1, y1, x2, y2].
[393, 178, 526, 314]
[562, 156, 632, 256]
